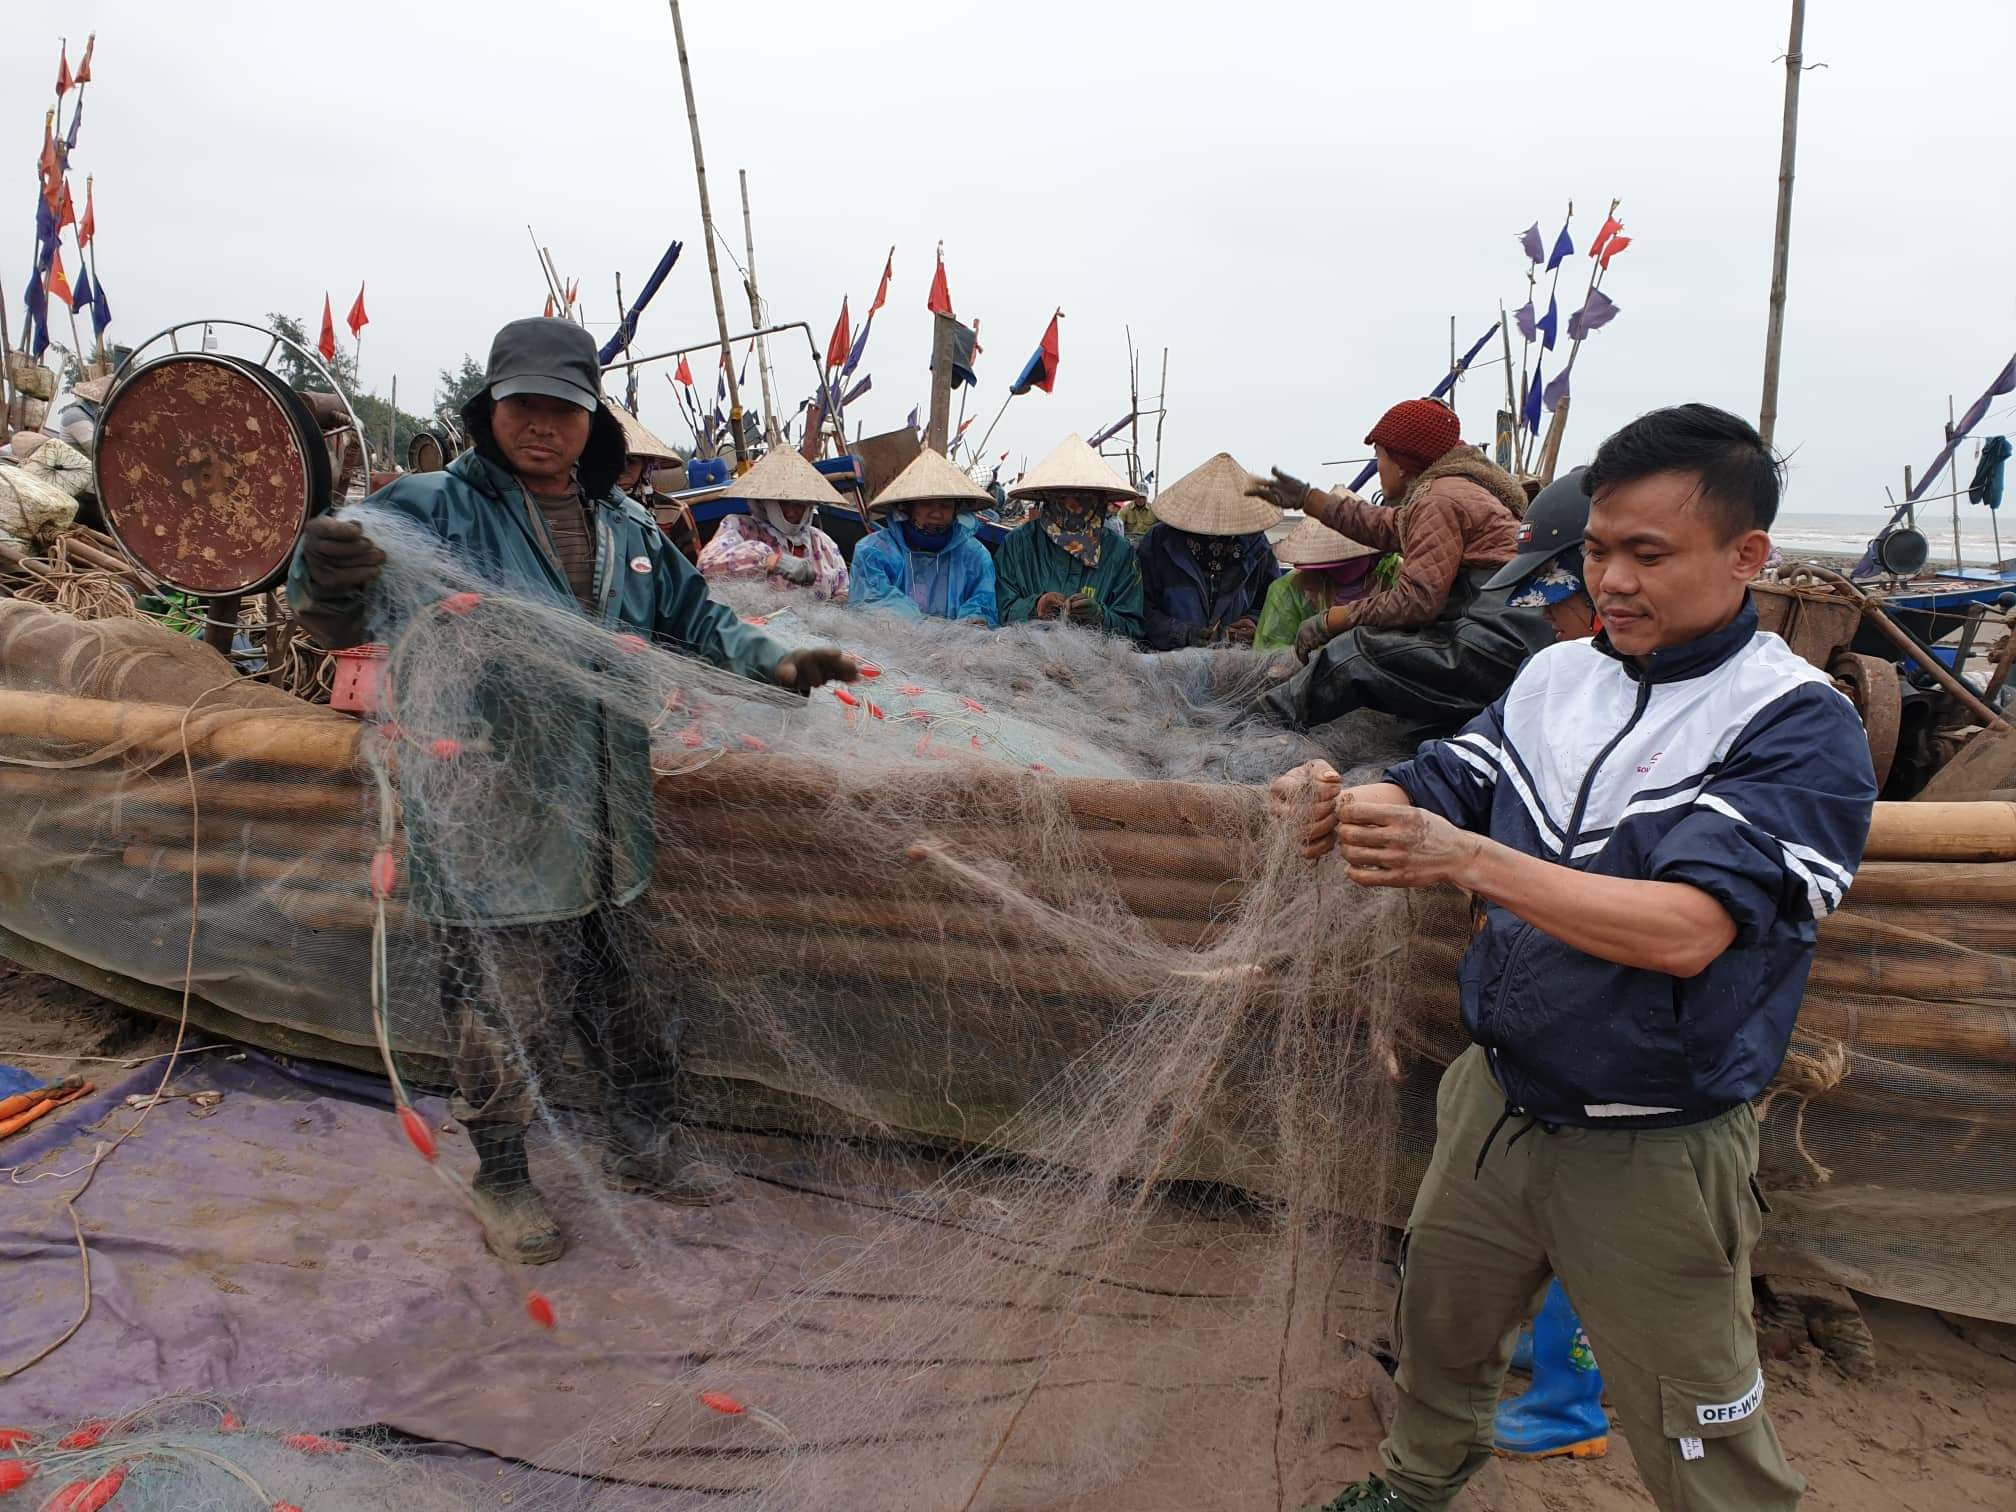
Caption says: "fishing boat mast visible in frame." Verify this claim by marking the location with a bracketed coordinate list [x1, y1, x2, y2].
[1758, 0, 1806, 450]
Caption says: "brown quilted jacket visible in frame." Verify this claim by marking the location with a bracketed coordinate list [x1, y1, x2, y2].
[1307, 448, 1526, 631]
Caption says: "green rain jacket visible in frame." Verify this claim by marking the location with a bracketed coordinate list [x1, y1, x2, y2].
[287, 397, 788, 927]
[994, 520, 1147, 639]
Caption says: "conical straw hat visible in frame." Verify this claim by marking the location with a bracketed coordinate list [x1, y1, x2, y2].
[874, 447, 994, 511]
[1007, 434, 1141, 500]
[606, 402, 680, 462]
[1273, 512, 1379, 566]
[720, 447, 851, 507]
[1148, 452, 1280, 537]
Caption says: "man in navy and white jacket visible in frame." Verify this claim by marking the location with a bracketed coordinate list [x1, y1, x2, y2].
[1293, 405, 1877, 1512]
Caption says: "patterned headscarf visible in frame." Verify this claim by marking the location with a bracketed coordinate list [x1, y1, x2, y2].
[1181, 530, 1244, 581]
[1038, 494, 1108, 568]
[751, 499, 817, 547]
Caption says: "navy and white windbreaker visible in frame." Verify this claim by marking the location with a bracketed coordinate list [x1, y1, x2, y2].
[1386, 598, 1877, 1129]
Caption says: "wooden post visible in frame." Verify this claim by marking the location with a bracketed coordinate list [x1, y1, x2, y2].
[926, 312, 957, 454]
[1535, 396, 1571, 485]
[385, 373, 398, 471]
[667, 0, 747, 470]
[1947, 399, 1964, 572]
[1758, 0, 1806, 449]
[737, 170, 782, 446]
[1151, 347, 1168, 501]
[0, 279, 16, 427]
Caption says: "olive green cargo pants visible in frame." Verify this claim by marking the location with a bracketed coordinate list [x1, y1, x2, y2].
[1377, 1046, 1804, 1511]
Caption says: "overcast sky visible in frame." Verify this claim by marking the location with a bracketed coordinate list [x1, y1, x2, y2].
[6, 0, 2013, 516]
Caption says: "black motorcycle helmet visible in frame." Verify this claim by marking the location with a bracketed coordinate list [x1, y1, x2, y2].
[1485, 466, 1591, 592]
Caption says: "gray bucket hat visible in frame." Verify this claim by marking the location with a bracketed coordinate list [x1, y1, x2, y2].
[484, 318, 602, 411]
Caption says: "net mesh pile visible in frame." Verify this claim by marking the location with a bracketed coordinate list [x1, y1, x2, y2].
[2, 507, 2013, 1506]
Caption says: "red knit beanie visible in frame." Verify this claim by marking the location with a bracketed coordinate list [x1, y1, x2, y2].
[1365, 398, 1462, 474]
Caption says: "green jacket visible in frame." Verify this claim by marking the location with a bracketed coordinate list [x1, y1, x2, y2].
[994, 521, 1146, 639]
[1254, 571, 1331, 652]
[288, 407, 787, 927]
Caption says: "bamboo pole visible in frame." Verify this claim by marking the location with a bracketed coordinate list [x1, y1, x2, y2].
[668, 0, 747, 471]
[737, 170, 782, 447]
[1758, 0, 1806, 449]
[1947, 400, 1964, 571]
[1862, 801, 2016, 861]
[0, 692, 362, 769]
[1152, 348, 1168, 501]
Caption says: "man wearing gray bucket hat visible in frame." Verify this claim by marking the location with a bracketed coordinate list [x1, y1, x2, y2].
[289, 317, 861, 1263]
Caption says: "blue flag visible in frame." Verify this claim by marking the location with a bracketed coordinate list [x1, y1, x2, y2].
[69, 264, 92, 314]
[843, 373, 872, 405]
[907, 405, 920, 431]
[596, 239, 683, 364]
[1545, 220, 1573, 272]
[91, 273, 112, 337]
[1514, 301, 1536, 342]
[1537, 295, 1559, 351]
[65, 94, 83, 152]
[1518, 223, 1544, 264]
[1522, 359, 1544, 435]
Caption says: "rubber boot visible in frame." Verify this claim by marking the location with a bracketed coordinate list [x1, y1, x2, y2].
[469, 1122, 566, 1265]
[603, 1094, 734, 1206]
[1493, 1279, 1608, 1460]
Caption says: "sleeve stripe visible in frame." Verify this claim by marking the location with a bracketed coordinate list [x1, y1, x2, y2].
[1696, 793, 1848, 917]
[1443, 742, 1499, 784]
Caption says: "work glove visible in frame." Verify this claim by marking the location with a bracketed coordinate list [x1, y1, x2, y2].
[300, 515, 386, 596]
[1033, 592, 1068, 622]
[1065, 592, 1103, 627]
[1248, 467, 1313, 513]
[1225, 617, 1258, 647]
[774, 551, 817, 586]
[1293, 609, 1340, 663]
[773, 647, 861, 693]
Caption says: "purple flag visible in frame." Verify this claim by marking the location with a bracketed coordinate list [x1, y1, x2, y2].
[65, 94, 83, 152]
[1567, 288, 1621, 341]
[1543, 359, 1574, 413]
[1514, 301, 1537, 342]
[1537, 295, 1559, 351]
[907, 405, 920, 431]
[841, 310, 873, 377]
[1518, 223, 1544, 264]
[1522, 358, 1544, 435]
[1545, 221, 1574, 271]
[843, 373, 872, 405]
[1087, 410, 1135, 448]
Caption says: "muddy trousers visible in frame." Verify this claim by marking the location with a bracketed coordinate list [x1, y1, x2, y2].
[435, 900, 681, 1128]
[1377, 1046, 1804, 1512]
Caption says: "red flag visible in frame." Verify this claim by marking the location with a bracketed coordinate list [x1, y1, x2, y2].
[46, 249, 72, 307]
[674, 354, 694, 386]
[926, 252, 952, 317]
[55, 42, 72, 99]
[318, 295, 337, 362]
[77, 177, 94, 249]
[824, 297, 851, 369]
[55, 179, 75, 232]
[869, 248, 893, 315]
[564, 278, 578, 310]
[1589, 216, 1623, 259]
[75, 34, 94, 86]
[38, 114, 58, 206]
[347, 283, 369, 338]
[543, 293, 556, 318]
[1599, 234, 1633, 272]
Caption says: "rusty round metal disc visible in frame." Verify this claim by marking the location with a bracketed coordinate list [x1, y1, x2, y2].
[95, 352, 324, 595]
[408, 431, 445, 472]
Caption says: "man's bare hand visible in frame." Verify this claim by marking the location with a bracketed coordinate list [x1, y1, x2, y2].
[1337, 799, 1483, 889]
[773, 647, 861, 692]
[1033, 592, 1068, 622]
[1269, 760, 1343, 860]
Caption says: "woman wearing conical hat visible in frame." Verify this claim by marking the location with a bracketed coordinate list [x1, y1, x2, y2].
[697, 449, 851, 602]
[1252, 512, 1385, 654]
[1134, 453, 1282, 651]
[995, 435, 1146, 638]
[851, 449, 999, 626]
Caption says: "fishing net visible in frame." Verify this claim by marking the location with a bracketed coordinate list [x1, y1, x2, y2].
[2, 506, 2014, 1508]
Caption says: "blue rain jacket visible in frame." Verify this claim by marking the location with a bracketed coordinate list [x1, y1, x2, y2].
[850, 511, 999, 626]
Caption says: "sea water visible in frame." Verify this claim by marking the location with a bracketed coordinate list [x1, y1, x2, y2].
[1773, 508, 2012, 568]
